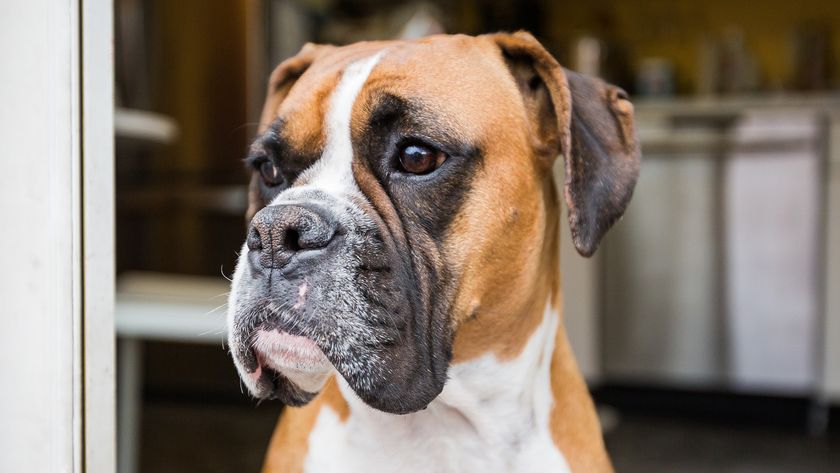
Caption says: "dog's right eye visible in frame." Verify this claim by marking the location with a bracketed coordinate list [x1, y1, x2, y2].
[259, 160, 284, 187]
[398, 143, 447, 175]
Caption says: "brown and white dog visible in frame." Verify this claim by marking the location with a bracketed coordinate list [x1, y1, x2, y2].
[227, 32, 639, 473]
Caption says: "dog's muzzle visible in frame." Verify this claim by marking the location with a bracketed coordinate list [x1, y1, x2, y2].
[226, 189, 447, 414]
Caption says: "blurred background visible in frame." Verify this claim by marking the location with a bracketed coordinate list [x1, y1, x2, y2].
[112, 1, 840, 472]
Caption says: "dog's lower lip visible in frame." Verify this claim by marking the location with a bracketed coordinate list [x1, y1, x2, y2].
[253, 329, 329, 372]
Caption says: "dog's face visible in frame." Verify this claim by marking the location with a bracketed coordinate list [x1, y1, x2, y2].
[227, 33, 639, 414]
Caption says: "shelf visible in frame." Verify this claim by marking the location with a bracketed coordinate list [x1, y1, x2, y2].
[116, 271, 229, 343]
[635, 93, 840, 118]
[114, 107, 179, 144]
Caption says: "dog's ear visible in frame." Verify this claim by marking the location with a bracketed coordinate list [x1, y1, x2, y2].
[247, 43, 330, 221]
[490, 31, 640, 257]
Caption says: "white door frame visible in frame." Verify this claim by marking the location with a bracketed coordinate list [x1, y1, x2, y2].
[82, 0, 116, 471]
[0, 1, 115, 472]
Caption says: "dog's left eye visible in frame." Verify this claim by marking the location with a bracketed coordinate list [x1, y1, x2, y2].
[398, 144, 447, 175]
[259, 160, 284, 187]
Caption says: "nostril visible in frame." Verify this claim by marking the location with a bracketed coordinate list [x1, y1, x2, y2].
[284, 229, 302, 252]
[294, 219, 336, 251]
[247, 226, 263, 251]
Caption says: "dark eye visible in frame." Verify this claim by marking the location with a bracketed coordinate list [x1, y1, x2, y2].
[259, 160, 284, 187]
[398, 144, 447, 175]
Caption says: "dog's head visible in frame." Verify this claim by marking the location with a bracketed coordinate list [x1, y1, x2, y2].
[227, 32, 639, 414]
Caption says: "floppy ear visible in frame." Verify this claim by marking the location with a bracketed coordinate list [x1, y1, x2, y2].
[247, 43, 330, 221]
[490, 31, 640, 257]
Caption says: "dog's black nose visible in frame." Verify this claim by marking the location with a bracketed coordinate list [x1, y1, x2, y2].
[247, 203, 338, 269]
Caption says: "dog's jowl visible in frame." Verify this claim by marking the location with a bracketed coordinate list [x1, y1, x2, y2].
[227, 32, 640, 473]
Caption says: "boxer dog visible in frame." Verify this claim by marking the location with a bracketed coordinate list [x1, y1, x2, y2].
[227, 32, 639, 472]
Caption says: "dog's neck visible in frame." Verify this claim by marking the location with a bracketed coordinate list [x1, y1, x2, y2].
[333, 301, 571, 472]
[436, 304, 562, 445]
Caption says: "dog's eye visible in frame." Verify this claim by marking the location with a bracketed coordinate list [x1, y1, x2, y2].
[398, 144, 447, 175]
[259, 160, 284, 187]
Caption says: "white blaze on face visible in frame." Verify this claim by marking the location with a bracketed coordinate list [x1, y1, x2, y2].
[291, 52, 384, 201]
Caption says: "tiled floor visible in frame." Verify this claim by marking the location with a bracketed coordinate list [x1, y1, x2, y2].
[140, 402, 840, 472]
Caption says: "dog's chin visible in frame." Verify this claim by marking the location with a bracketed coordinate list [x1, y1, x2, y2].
[228, 272, 449, 414]
[237, 329, 334, 404]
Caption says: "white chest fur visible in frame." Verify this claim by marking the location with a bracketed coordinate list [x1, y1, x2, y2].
[302, 308, 571, 473]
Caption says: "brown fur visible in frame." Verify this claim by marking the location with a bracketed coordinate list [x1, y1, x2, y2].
[550, 326, 615, 472]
